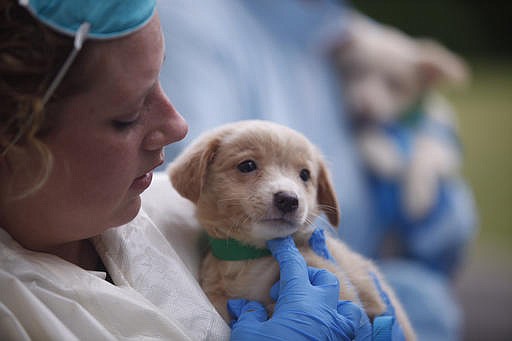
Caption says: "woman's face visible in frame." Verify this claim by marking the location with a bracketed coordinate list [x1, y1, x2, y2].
[1, 14, 187, 251]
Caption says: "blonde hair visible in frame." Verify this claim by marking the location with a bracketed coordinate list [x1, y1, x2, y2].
[0, 0, 81, 198]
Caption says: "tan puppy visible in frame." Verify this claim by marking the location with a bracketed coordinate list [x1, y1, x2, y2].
[334, 12, 468, 219]
[168, 120, 415, 339]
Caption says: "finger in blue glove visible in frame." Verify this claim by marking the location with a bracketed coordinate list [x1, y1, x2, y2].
[338, 300, 373, 341]
[309, 228, 336, 263]
[269, 266, 340, 303]
[228, 299, 268, 327]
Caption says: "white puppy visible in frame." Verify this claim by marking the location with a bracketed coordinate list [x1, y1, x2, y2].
[169, 120, 415, 340]
[335, 12, 468, 219]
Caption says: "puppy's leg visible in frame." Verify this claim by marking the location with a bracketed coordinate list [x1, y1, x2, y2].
[200, 254, 279, 323]
[404, 134, 460, 219]
[326, 238, 416, 340]
[205, 292, 232, 322]
[321, 239, 386, 317]
[357, 128, 405, 178]
[369, 270, 417, 341]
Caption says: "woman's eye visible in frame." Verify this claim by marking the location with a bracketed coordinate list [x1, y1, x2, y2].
[237, 160, 258, 173]
[111, 114, 141, 131]
[112, 120, 137, 130]
[300, 169, 310, 182]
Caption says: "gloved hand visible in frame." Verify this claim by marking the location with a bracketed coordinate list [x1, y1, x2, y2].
[309, 228, 372, 341]
[229, 236, 372, 340]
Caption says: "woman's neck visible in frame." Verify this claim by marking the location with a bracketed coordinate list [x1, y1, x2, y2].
[46, 239, 100, 270]
[0, 213, 100, 270]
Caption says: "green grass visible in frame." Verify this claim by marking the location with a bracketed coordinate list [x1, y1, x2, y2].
[445, 58, 512, 253]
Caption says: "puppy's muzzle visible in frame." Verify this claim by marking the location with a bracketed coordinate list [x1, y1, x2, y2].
[273, 191, 299, 214]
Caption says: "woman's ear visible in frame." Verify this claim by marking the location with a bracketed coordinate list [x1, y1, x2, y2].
[317, 159, 340, 227]
[167, 137, 220, 204]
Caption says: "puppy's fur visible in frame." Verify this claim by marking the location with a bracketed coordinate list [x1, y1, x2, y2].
[334, 12, 468, 219]
[169, 120, 415, 340]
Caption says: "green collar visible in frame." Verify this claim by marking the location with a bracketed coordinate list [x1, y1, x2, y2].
[207, 236, 271, 261]
[399, 99, 424, 127]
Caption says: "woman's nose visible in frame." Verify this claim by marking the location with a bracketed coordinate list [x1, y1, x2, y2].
[143, 84, 188, 151]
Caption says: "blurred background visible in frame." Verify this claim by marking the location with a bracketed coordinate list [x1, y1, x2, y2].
[352, 1, 512, 340]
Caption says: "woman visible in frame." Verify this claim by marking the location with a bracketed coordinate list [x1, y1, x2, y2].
[0, 0, 370, 339]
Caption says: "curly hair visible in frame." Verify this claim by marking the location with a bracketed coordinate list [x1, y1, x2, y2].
[0, 0, 79, 198]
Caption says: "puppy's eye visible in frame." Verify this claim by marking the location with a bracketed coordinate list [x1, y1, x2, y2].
[238, 160, 258, 173]
[300, 169, 310, 182]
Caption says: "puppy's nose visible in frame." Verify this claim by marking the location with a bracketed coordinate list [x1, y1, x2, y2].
[274, 191, 299, 213]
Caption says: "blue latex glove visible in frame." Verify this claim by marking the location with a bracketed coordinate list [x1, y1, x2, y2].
[309, 229, 372, 341]
[229, 236, 372, 340]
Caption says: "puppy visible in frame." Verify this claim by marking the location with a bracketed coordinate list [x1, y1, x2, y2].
[168, 120, 415, 339]
[334, 12, 468, 220]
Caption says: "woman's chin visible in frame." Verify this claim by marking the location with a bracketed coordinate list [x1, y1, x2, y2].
[110, 196, 142, 228]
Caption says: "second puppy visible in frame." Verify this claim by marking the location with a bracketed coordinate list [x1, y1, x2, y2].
[334, 12, 468, 221]
[168, 120, 415, 339]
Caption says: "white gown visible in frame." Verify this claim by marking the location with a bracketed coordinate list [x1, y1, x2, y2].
[0, 172, 230, 340]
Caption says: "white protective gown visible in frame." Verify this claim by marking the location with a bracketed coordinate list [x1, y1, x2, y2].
[0, 172, 230, 340]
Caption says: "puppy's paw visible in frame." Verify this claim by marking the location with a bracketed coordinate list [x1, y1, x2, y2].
[404, 135, 460, 220]
[358, 129, 404, 177]
[403, 170, 438, 220]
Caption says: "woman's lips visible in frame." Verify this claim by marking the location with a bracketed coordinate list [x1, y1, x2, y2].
[130, 172, 153, 192]
[131, 159, 163, 192]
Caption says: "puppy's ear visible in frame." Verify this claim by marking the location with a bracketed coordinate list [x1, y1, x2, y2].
[168, 137, 220, 203]
[317, 160, 340, 227]
[331, 11, 365, 59]
[415, 38, 470, 87]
